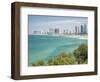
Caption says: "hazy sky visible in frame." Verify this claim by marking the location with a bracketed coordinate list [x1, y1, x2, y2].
[28, 15, 88, 35]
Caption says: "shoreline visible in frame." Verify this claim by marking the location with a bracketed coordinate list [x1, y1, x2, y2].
[29, 34, 88, 40]
[59, 35, 87, 40]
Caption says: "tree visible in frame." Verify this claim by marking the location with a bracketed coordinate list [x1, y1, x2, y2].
[73, 44, 88, 64]
[47, 52, 76, 65]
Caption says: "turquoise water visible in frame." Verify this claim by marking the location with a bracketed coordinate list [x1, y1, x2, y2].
[28, 35, 87, 66]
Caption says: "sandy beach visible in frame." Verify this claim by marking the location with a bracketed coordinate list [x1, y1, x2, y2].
[79, 35, 87, 40]
[58, 34, 88, 40]
[32, 34, 88, 40]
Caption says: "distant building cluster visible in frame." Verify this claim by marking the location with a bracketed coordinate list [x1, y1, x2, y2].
[33, 24, 87, 35]
[75, 24, 87, 35]
[47, 28, 59, 35]
[33, 31, 41, 35]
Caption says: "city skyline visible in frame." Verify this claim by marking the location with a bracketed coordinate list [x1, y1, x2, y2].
[28, 15, 88, 35]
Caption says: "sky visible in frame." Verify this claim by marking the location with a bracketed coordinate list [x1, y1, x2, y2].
[28, 15, 88, 35]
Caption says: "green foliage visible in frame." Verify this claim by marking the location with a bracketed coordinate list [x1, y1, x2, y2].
[47, 52, 76, 65]
[32, 52, 76, 66]
[32, 60, 46, 66]
[73, 44, 88, 64]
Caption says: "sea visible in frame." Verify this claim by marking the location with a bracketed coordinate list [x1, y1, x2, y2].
[28, 35, 87, 66]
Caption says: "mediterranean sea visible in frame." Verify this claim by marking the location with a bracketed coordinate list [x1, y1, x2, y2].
[28, 35, 87, 66]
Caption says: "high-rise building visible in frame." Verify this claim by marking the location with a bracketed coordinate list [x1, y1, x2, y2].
[80, 24, 87, 34]
[81, 25, 84, 34]
[77, 27, 80, 34]
[83, 24, 87, 34]
[75, 26, 77, 34]
[55, 28, 59, 34]
[33, 31, 41, 35]
[48, 28, 55, 35]
[49, 28, 54, 33]
[75, 26, 80, 34]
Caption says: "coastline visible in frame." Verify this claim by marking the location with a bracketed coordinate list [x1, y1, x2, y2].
[29, 34, 88, 40]
[79, 35, 87, 40]
[59, 34, 87, 40]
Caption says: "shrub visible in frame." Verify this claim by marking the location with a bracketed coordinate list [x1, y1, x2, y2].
[73, 44, 88, 64]
[47, 52, 76, 65]
[32, 60, 46, 66]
